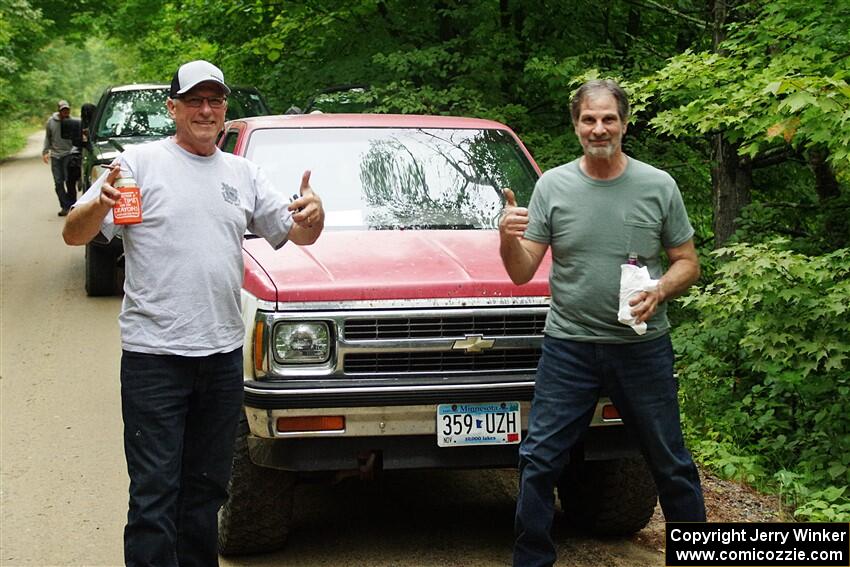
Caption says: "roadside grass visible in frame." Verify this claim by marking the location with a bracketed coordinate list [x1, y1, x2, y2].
[1, 119, 42, 161]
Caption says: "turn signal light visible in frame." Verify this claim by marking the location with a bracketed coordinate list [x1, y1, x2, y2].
[253, 321, 265, 371]
[601, 404, 621, 421]
[276, 416, 345, 433]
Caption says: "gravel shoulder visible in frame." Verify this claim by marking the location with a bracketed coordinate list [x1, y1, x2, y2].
[633, 466, 784, 555]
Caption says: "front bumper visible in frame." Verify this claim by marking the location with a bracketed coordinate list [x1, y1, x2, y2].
[247, 425, 638, 472]
[244, 376, 538, 410]
[243, 378, 637, 472]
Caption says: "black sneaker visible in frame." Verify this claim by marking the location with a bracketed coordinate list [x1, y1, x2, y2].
[58, 209, 69, 217]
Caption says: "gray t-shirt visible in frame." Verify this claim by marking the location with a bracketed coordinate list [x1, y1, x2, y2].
[76, 138, 293, 355]
[525, 156, 694, 343]
[42, 113, 74, 158]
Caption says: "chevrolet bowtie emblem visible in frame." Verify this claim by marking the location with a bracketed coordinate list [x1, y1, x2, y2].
[452, 334, 495, 353]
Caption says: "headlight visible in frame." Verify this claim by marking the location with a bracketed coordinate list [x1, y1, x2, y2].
[273, 322, 330, 364]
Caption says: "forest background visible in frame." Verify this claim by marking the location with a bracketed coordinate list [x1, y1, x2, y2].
[2, 0, 848, 520]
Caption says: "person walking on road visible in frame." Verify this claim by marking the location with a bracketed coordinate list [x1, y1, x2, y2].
[42, 99, 77, 215]
[62, 60, 325, 567]
[500, 79, 706, 567]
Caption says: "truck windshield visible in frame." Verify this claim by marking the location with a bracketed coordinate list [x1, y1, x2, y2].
[246, 127, 538, 230]
[95, 88, 270, 138]
[96, 89, 174, 138]
[225, 89, 270, 119]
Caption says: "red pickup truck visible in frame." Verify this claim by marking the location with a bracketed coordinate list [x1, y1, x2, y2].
[215, 114, 657, 554]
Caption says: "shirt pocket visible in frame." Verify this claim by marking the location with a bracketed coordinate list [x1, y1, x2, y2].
[624, 219, 662, 261]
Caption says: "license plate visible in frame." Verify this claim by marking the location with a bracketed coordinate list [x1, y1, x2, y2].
[437, 402, 521, 447]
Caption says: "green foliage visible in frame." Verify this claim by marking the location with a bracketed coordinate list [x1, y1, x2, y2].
[676, 240, 850, 519]
[0, 118, 37, 159]
[0, 35, 152, 160]
[776, 471, 850, 522]
[735, 196, 850, 255]
[630, 0, 850, 170]
[29, 0, 111, 40]
[27, 38, 139, 106]
[733, 160, 850, 253]
[0, 0, 47, 117]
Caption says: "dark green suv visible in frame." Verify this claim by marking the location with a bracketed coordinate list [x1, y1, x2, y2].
[80, 84, 271, 296]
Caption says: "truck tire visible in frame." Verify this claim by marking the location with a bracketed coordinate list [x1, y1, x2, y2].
[85, 242, 119, 296]
[558, 456, 657, 535]
[218, 414, 296, 556]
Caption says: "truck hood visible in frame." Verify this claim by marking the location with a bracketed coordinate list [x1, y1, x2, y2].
[242, 230, 550, 304]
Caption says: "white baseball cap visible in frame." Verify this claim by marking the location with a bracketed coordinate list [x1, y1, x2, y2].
[169, 60, 231, 97]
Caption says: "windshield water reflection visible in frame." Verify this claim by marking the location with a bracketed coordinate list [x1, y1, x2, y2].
[97, 90, 175, 138]
[246, 127, 537, 230]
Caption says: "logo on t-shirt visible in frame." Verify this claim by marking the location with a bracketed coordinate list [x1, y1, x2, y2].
[220, 182, 240, 207]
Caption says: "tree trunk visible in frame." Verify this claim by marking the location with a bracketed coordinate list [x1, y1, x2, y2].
[712, 0, 726, 49]
[436, 0, 456, 43]
[808, 148, 846, 246]
[626, 6, 641, 53]
[499, 0, 525, 101]
[708, 0, 752, 246]
[710, 135, 752, 245]
[808, 148, 841, 202]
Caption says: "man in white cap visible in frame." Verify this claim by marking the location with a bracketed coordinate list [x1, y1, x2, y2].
[42, 99, 76, 215]
[63, 60, 325, 566]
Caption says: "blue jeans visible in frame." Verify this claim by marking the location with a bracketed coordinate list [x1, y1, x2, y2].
[50, 155, 76, 210]
[121, 348, 244, 567]
[513, 335, 705, 567]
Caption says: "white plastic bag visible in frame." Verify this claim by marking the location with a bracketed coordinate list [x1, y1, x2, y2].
[617, 264, 659, 335]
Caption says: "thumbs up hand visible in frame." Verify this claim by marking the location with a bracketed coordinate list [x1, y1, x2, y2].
[289, 170, 323, 228]
[97, 164, 123, 208]
[499, 188, 528, 238]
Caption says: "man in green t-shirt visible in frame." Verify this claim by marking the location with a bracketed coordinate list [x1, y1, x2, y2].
[500, 79, 706, 567]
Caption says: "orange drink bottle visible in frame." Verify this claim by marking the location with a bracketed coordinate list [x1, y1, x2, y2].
[113, 172, 142, 225]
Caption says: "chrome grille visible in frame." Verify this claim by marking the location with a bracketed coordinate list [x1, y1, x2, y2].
[344, 348, 542, 374]
[258, 301, 549, 378]
[344, 313, 546, 340]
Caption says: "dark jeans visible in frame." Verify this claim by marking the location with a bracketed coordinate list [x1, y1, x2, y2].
[67, 153, 81, 198]
[513, 335, 705, 567]
[121, 348, 244, 567]
[50, 154, 76, 210]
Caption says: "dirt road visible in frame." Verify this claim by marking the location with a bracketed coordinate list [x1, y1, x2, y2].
[1, 135, 667, 566]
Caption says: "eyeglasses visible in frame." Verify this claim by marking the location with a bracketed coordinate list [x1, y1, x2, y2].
[176, 95, 227, 108]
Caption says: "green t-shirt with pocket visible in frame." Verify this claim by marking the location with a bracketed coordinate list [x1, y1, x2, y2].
[524, 156, 694, 343]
